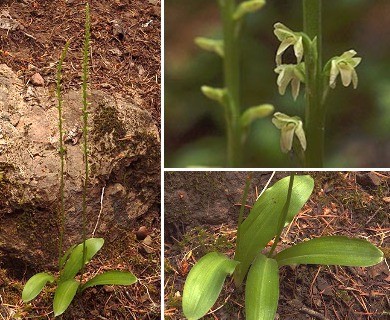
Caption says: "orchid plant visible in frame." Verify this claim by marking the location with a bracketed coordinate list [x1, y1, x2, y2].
[22, 4, 136, 316]
[272, 0, 362, 167]
[182, 174, 384, 319]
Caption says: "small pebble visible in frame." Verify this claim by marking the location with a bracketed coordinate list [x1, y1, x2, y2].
[31, 73, 44, 86]
[135, 226, 148, 240]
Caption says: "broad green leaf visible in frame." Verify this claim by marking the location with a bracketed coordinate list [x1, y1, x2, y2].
[81, 270, 137, 292]
[60, 238, 104, 282]
[275, 236, 384, 267]
[234, 175, 314, 285]
[245, 254, 279, 320]
[182, 252, 239, 320]
[59, 244, 77, 269]
[53, 279, 79, 316]
[22, 272, 54, 302]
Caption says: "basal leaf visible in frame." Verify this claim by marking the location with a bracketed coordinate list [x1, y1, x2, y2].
[81, 270, 137, 292]
[60, 238, 104, 282]
[22, 272, 54, 302]
[59, 244, 77, 269]
[234, 175, 314, 285]
[53, 279, 79, 316]
[182, 252, 239, 320]
[275, 236, 384, 267]
[245, 254, 279, 320]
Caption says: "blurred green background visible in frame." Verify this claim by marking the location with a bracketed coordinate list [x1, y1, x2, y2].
[165, 0, 390, 168]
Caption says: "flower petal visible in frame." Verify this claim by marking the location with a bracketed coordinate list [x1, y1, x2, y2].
[351, 68, 358, 89]
[294, 121, 307, 151]
[338, 63, 353, 87]
[329, 59, 339, 88]
[291, 77, 300, 101]
[280, 123, 295, 153]
[273, 23, 294, 41]
[293, 36, 304, 64]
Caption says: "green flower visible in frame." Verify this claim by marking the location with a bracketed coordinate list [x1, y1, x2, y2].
[329, 50, 361, 89]
[272, 112, 306, 153]
[274, 63, 305, 101]
[274, 22, 304, 65]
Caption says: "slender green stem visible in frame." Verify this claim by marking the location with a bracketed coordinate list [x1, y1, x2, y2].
[268, 173, 295, 257]
[80, 2, 91, 285]
[236, 172, 253, 238]
[219, 0, 242, 167]
[303, 0, 325, 167]
[56, 40, 70, 272]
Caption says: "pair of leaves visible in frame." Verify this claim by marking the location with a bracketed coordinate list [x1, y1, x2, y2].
[53, 270, 137, 316]
[182, 252, 279, 320]
[22, 238, 104, 303]
[234, 175, 314, 285]
[22, 238, 137, 317]
[245, 236, 383, 320]
[182, 236, 383, 320]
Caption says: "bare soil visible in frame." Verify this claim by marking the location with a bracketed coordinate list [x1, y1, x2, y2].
[164, 172, 390, 319]
[0, 0, 160, 126]
[0, 0, 161, 319]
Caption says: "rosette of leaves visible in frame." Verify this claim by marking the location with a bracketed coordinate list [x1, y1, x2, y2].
[22, 238, 137, 316]
[182, 175, 384, 319]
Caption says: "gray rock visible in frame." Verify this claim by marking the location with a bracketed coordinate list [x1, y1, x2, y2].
[0, 64, 160, 272]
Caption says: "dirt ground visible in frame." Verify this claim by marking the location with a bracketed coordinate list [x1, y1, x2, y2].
[0, 0, 160, 127]
[164, 172, 390, 319]
[0, 0, 160, 319]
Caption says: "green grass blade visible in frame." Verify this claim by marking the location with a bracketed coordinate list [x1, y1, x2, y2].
[182, 252, 239, 320]
[234, 175, 314, 286]
[60, 238, 104, 282]
[53, 279, 79, 316]
[22, 272, 54, 302]
[245, 254, 279, 320]
[81, 270, 137, 292]
[275, 236, 384, 267]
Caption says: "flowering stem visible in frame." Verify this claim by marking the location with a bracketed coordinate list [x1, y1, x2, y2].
[219, 0, 242, 167]
[303, 0, 325, 167]
[56, 40, 70, 273]
[80, 2, 91, 286]
[269, 173, 295, 257]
